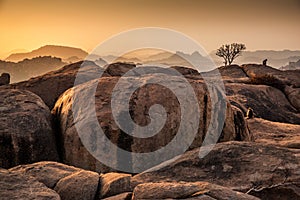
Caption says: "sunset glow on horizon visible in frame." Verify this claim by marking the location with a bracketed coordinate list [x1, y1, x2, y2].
[0, 0, 299, 58]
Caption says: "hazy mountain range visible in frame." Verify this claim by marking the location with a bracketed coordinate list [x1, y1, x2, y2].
[5, 45, 88, 63]
[1, 45, 299, 83]
[280, 59, 300, 70]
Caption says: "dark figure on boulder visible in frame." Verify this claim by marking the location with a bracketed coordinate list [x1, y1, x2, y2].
[0, 73, 10, 86]
[262, 59, 267, 66]
[246, 107, 254, 119]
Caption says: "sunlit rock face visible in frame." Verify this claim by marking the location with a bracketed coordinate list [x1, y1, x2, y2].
[0, 89, 59, 169]
[52, 68, 252, 173]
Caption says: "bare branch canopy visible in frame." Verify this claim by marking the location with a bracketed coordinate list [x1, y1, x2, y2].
[216, 43, 246, 66]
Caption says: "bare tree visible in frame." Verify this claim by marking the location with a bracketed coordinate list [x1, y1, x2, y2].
[216, 43, 246, 66]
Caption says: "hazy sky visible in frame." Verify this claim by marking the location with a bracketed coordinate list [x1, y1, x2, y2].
[0, 0, 299, 57]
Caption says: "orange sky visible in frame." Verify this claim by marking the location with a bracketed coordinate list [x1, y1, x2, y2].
[0, 0, 299, 58]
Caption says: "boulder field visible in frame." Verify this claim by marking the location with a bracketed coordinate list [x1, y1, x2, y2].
[0, 62, 299, 199]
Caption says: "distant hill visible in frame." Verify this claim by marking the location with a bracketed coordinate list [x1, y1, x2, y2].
[98, 50, 214, 71]
[0, 56, 66, 83]
[280, 59, 300, 70]
[100, 49, 300, 70]
[6, 45, 88, 63]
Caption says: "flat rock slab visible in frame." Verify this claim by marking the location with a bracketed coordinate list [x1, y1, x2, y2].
[132, 182, 259, 200]
[248, 118, 300, 149]
[101, 192, 132, 200]
[10, 161, 81, 188]
[10, 161, 100, 200]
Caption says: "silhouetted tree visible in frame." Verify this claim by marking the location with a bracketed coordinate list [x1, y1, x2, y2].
[216, 43, 246, 66]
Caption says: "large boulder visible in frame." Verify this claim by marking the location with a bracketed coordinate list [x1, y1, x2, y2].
[132, 182, 259, 200]
[0, 168, 60, 200]
[104, 62, 136, 76]
[225, 83, 300, 124]
[0, 89, 59, 169]
[52, 71, 252, 173]
[132, 141, 300, 200]
[0, 73, 10, 86]
[54, 170, 99, 200]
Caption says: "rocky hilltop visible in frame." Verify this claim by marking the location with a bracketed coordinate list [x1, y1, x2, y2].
[0, 62, 299, 199]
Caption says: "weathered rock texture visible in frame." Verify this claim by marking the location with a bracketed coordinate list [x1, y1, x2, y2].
[211, 64, 300, 124]
[100, 172, 132, 198]
[225, 83, 300, 124]
[10, 161, 100, 200]
[0, 72, 10, 86]
[102, 192, 132, 200]
[10, 161, 81, 188]
[54, 170, 99, 200]
[248, 118, 300, 149]
[132, 141, 300, 200]
[241, 64, 300, 112]
[0, 168, 60, 200]
[132, 182, 259, 200]
[0, 89, 59, 169]
[52, 73, 252, 173]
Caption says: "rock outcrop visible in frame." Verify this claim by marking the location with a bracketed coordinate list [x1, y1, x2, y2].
[54, 170, 99, 200]
[248, 118, 300, 149]
[10, 161, 82, 188]
[0, 73, 10, 86]
[5, 161, 266, 200]
[10, 161, 100, 200]
[0, 89, 59, 169]
[52, 73, 252, 173]
[0, 168, 60, 200]
[104, 62, 136, 76]
[225, 83, 300, 124]
[206, 64, 300, 124]
[217, 64, 249, 79]
[100, 172, 132, 198]
[132, 141, 300, 200]
[1, 62, 300, 199]
[241, 64, 300, 112]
